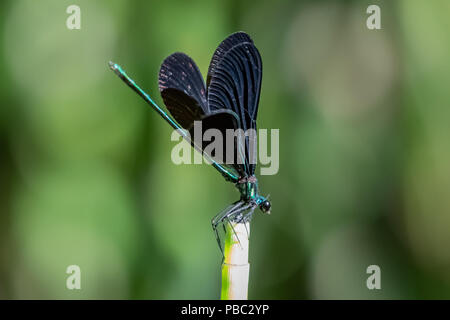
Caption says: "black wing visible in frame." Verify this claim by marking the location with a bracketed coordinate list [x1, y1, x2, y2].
[206, 32, 253, 89]
[206, 32, 263, 175]
[158, 52, 208, 129]
[188, 110, 245, 177]
[158, 51, 244, 178]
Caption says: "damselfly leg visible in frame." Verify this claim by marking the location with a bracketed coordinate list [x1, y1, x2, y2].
[211, 200, 256, 254]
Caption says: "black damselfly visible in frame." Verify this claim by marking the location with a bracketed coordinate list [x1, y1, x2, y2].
[109, 32, 271, 252]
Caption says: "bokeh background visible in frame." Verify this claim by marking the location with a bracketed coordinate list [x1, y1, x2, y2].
[0, 0, 449, 299]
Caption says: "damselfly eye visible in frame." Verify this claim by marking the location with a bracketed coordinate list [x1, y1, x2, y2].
[260, 200, 271, 214]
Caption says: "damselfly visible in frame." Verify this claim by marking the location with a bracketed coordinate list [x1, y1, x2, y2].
[109, 32, 271, 252]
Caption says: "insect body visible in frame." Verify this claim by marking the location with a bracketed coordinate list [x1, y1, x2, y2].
[109, 32, 271, 252]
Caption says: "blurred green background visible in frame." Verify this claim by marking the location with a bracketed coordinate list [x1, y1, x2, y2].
[0, 0, 449, 299]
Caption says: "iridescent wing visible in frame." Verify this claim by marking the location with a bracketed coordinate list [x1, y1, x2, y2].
[188, 110, 245, 177]
[158, 52, 208, 129]
[158, 51, 244, 178]
[206, 32, 263, 175]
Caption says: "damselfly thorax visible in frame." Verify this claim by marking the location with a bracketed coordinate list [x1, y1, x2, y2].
[237, 175, 258, 201]
[236, 175, 271, 214]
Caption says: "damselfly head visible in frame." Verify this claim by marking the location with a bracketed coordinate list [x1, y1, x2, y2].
[259, 200, 271, 214]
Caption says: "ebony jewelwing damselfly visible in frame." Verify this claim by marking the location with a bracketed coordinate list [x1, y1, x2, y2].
[109, 32, 271, 252]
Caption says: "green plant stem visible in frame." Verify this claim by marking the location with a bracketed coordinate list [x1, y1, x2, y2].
[221, 221, 250, 300]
